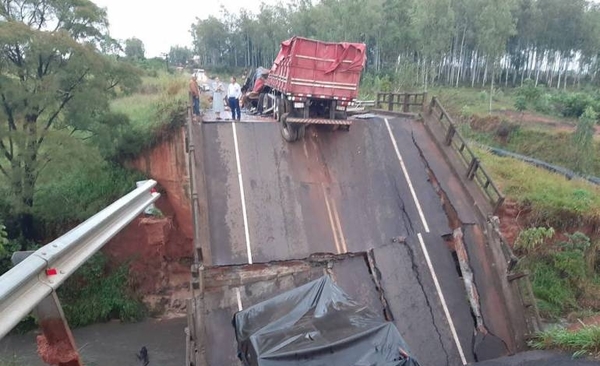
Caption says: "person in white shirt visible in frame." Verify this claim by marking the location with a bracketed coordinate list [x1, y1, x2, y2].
[227, 76, 242, 121]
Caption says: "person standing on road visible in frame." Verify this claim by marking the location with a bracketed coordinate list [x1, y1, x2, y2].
[227, 76, 242, 121]
[189, 75, 201, 119]
[212, 77, 224, 120]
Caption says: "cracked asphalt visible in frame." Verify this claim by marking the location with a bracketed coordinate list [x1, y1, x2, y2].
[195, 116, 493, 365]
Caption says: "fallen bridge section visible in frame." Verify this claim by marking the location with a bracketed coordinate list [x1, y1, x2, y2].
[188, 248, 478, 366]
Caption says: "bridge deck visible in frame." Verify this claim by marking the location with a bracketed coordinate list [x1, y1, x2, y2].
[191, 114, 518, 365]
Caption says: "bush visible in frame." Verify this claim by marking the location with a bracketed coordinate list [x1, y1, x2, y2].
[515, 95, 528, 112]
[58, 253, 146, 327]
[533, 93, 552, 114]
[552, 92, 598, 118]
[515, 227, 555, 254]
[516, 79, 542, 105]
[33, 163, 145, 238]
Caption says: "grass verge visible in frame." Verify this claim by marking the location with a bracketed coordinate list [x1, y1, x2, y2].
[531, 326, 600, 358]
[474, 147, 600, 229]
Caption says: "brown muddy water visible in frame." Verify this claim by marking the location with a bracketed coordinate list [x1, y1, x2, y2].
[0, 317, 186, 366]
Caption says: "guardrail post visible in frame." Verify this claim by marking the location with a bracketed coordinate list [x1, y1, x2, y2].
[493, 195, 506, 216]
[444, 124, 456, 146]
[403, 94, 410, 113]
[376, 93, 382, 109]
[388, 92, 393, 111]
[422, 92, 428, 108]
[11, 253, 83, 366]
[429, 97, 437, 114]
[467, 157, 480, 180]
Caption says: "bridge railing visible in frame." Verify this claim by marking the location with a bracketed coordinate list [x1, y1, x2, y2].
[427, 97, 505, 213]
[376, 92, 428, 113]
[0, 180, 159, 341]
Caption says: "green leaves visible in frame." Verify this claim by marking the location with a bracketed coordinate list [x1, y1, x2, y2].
[0, 0, 142, 227]
[124, 38, 145, 61]
[573, 106, 597, 174]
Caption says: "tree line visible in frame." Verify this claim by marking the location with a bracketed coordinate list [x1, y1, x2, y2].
[191, 0, 600, 89]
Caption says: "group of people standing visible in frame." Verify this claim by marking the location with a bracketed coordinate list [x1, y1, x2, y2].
[189, 74, 243, 121]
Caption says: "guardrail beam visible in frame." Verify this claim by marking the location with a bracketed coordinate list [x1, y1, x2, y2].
[0, 180, 159, 341]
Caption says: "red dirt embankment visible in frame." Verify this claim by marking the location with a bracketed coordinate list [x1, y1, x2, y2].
[103, 127, 193, 315]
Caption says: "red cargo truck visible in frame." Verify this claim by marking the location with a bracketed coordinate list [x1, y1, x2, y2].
[265, 37, 367, 142]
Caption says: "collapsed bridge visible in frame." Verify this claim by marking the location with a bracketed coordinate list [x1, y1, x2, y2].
[185, 93, 539, 366]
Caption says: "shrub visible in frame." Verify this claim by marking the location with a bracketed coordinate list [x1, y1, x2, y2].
[515, 95, 528, 112]
[33, 163, 145, 239]
[58, 253, 146, 327]
[516, 79, 542, 105]
[533, 93, 552, 114]
[515, 227, 555, 254]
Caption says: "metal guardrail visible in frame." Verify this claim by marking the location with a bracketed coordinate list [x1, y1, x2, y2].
[0, 180, 159, 339]
[428, 97, 505, 213]
[376, 92, 428, 113]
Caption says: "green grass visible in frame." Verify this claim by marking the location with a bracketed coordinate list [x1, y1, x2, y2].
[528, 260, 579, 318]
[429, 86, 516, 116]
[107, 73, 188, 161]
[474, 147, 600, 229]
[462, 120, 600, 177]
[531, 325, 600, 358]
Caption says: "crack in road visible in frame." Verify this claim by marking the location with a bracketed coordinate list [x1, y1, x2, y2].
[410, 128, 511, 359]
[403, 239, 451, 366]
[390, 172, 415, 234]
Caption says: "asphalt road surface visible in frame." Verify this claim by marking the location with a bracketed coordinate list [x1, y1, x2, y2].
[195, 115, 485, 366]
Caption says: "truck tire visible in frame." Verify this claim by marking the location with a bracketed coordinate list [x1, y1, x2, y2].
[335, 112, 350, 131]
[280, 113, 298, 142]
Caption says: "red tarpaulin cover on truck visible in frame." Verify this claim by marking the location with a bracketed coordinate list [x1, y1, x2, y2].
[266, 37, 367, 100]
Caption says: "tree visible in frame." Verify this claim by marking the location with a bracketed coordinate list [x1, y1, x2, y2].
[572, 106, 597, 175]
[124, 37, 145, 60]
[0, 0, 141, 239]
[168, 46, 192, 67]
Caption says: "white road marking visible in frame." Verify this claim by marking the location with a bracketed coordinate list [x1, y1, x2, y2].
[235, 287, 243, 311]
[232, 122, 253, 264]
[384, 118, 430, 233]
[417, 233, 467, 365]
[321, 184, 342, 254]
[330, 196, 348, 253]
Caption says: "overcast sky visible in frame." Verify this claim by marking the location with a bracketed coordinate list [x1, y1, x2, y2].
[91, 0, 278, 57]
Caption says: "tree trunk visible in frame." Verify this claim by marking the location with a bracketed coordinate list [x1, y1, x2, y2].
[456, 27, 466, 87]
[489, 62, 495, 115]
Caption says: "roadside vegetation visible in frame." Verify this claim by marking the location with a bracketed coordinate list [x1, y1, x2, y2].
[0, 0, 187, 330]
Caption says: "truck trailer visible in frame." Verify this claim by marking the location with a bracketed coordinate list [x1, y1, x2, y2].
[264, 37, 367, 142]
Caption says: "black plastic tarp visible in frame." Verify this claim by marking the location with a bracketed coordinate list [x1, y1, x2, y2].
[233, 275, 420, 366]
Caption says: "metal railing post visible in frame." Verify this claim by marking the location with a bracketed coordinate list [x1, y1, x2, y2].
[388, 92, 393, 111]
[11, 253, 82, 366]
[403, 94, 410, 113]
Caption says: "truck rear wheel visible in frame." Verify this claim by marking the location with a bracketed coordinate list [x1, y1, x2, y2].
[280, 113, 298, 142]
